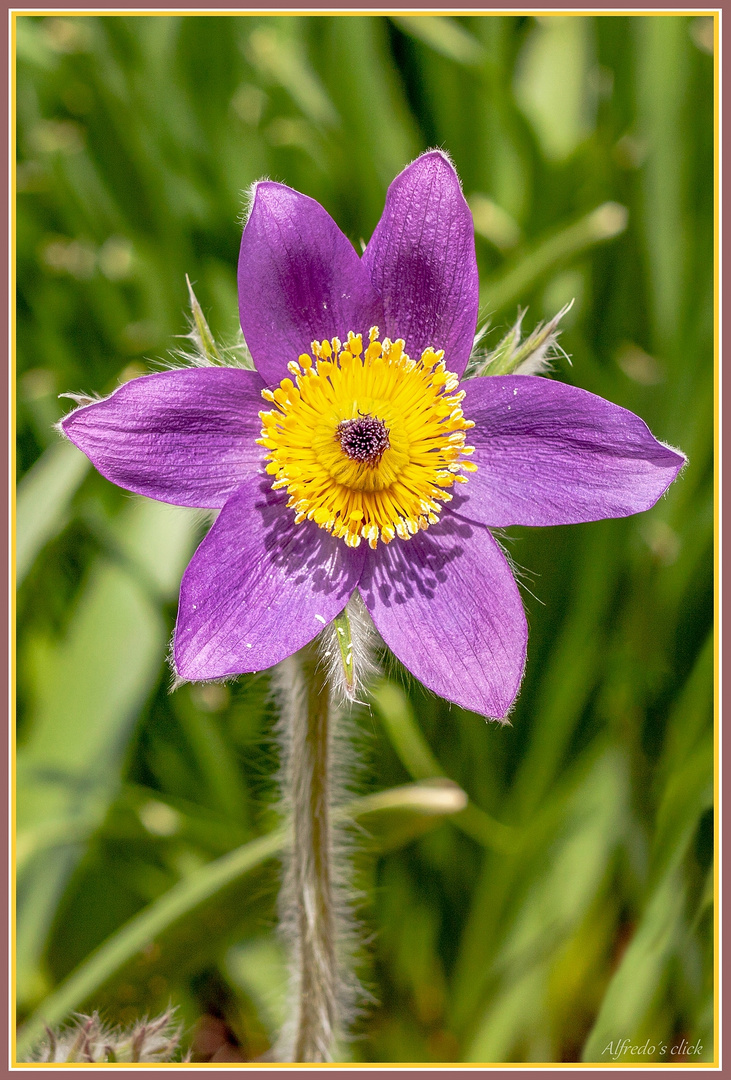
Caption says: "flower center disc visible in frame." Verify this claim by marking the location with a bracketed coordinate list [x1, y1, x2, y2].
[258, 327, 477, 548]
[336, 415, 390, 465]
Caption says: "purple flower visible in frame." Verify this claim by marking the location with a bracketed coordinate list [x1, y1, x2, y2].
[61, 151, 685, 720]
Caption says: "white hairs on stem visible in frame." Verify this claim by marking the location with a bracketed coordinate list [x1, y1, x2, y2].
[271, 621, 373, 1062]
[317, 592, 380, 707]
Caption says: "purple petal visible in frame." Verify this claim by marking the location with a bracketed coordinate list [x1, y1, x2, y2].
[61, 368, 268, 508]
[458, 375, 686, 527]
[362, 150, 478, 378]
[174, 477, 365, 680]
[238, 182, 382, 387]
[359, 515, 527, 720]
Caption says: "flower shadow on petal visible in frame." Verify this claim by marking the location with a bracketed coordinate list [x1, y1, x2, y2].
[254, 478, 366, 598]
[362, 515, 472, 609]
[360, 513, 527, 719]
[174, 477, 365, 680]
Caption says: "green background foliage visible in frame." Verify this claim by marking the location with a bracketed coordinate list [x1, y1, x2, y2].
[15, 13, 714, 1064]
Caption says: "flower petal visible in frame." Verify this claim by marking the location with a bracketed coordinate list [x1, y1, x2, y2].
[238, 182, 382, 386]
[359, 515, 526, 720]
[362, 150, 478, 378]
[174, 477, 365, 680]
[459, 375, 686, 527]
[61, 368, 267, 508]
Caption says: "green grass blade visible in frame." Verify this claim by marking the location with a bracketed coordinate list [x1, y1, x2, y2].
[16, 781, 467, 1058]
[246, 23, 339, 129]
[481, 203, 628, 317]
[16, 441, 90, 586]
[581, 868, 686, 1062]
[15, 829, 286, 1060]
[16, 499, 197, 1008]
[370, 679, 442, 781]
[391, 16, 485, 67]
[461, 747, 629, 1059]
[370, 678, 517, 852]
[635, 16, 691, 351]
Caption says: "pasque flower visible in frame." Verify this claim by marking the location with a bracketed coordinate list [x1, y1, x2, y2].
[62, 151, 684, 719]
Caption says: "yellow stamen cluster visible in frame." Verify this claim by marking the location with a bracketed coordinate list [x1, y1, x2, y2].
[258, 327, 477, 549]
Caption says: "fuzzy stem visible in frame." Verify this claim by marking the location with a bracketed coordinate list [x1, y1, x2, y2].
[293, 644, 336, 1061]
[277, 643, 339, 1062]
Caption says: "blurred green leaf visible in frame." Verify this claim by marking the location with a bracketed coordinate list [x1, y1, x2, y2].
[174, 707, 250, 826]
[481, 203, 628, 317]
[635, 16, 691, 351]
[355, 778, 468, 852]
[512, 522, 620, 817]
[225, 936, 288, 1038]
[16, 440, 90, 585]
[16, 781, 468, 1056]
[391, 16, 485, 67]
[514, 16, 597, 162]
[464, 749, 629, 1062]
[16, 829, 285, 1058]
[469, 193, 522, 252]
[17, 498, 197, 1008]
[246, 23, 339, 129]
[326, 17, 419, 189]
[648, 635, 713, 887]
[370, 679, 442, 781]
[370, 678, 517, 852]
[581, 868, 686, 1062]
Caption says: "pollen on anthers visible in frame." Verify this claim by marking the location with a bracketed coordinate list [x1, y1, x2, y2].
[257, 327, 477, 549]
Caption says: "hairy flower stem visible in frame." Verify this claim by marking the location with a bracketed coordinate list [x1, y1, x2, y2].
[293, 645, 336, 1061]
[276, 642, 342, 1063]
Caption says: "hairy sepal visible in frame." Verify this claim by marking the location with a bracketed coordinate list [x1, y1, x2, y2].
[468, 300, 574, 378]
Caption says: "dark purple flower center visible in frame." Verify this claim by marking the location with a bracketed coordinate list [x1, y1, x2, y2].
[336, 414, 391, 466]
